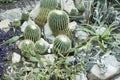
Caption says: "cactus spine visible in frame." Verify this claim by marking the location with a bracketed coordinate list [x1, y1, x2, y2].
[48, 10, 71, 37]
[24, 24, 41, 42]
[53, 35, 71, 56]
[35, 0, 58, 26]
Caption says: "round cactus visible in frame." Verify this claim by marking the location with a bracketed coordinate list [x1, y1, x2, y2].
[53, 35, 71, 56]
[24, 24, 41, 42]
[70, 8, 79, 16]
[48, 10, 70, 37]
[34, 39, 47, 54]
[12, 19, 21, 28]
[21, 11, 29, 21]
[19, 40, 35, 53]
[35, 0, 58, 26]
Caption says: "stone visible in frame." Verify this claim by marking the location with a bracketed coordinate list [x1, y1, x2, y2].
[44, 23, 55, 42]
[75, 72, 88, 80]
[91, 64, 118, 80]
[61, 0, 76, 14]
[0, 19, 10, 32]
[30, 3, 40, 20]
[12, 52, 21, 63]
[0, 8, 22, 21]
[75, 30, 89, 40]
[69, 21, 77, 31]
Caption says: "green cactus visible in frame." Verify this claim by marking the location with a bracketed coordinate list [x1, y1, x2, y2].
[70, 8, 79, 16]
[34, 39, 47, 54]
[35, 0, 58, 26]
[24, 24, 41, 42]
[19, 40, 35, 54]
[21, 11, 29, 21]
[53, 35, 71, 56]
[48, 10, 71, 37]
[0, 0, 13, 3]
[12, 19, 21, 28]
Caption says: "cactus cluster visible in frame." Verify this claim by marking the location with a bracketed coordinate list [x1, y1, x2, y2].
[48, 10, 71, 37]
[35, 0, 58, 26]
[52, 35, 71, 56]
[34, 39, 47, 54]
[24, 24, 41, 42]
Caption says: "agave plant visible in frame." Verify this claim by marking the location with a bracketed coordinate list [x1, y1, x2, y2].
[52, 35, 72, 56]
[24, 24, 41, 42]
[34, 39, 47, 54]
[48, 10, 71, 37]
[35, 0, 58, 26]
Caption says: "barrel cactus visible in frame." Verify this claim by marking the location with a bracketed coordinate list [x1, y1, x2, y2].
[52, 35, 72, 56]
[19, 40, 35, 54]
[34, 39, 47, 54]
[70, 8, 79, 16]
[48, 10, 71, 37]
[12, 19, 21, 28]
[24, 24, 41, 42]
[21, 11, 29, 22]
[35, 0, 58, 26]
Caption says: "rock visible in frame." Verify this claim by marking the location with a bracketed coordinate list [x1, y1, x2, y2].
[90, 52, 120, 80]
[75, 72, 88, 80]
[91, 64, 118, 80]
[44, 23, 55, 42]
[96, 27, 106, 35]
[0, 19, 10, 32]
[114, 76, 120, 80]
[66, 56, 75, 64]
[69, 21, 77, 31]
[30, 3, 40, 20]
[40, 38, 50, 48]
[0, 8, 22, 21]
[75, 30, 89, 40]
[12, 52, 21, 63]
[61, 0, 76, 14]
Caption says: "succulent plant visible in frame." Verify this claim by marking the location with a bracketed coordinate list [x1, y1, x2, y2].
[21, 11, 29, 22]
[52, 35, 71, 56]
[35, 0, 58, 26]
[70, 8, 79, 16]
[24, 24, 41, 42]
[48, 10, 71, 37]
[12, 19, 21, 28]
[34, 39, 47, 54]
[19, 40, 35, 54]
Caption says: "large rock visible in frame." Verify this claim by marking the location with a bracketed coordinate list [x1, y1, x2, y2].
[0, 19, 10, 32]
[0, 8, 22, 21]
[12, 52, 21, 63]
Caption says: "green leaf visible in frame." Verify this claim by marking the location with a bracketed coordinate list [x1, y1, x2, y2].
[30, 56, 39, 62]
